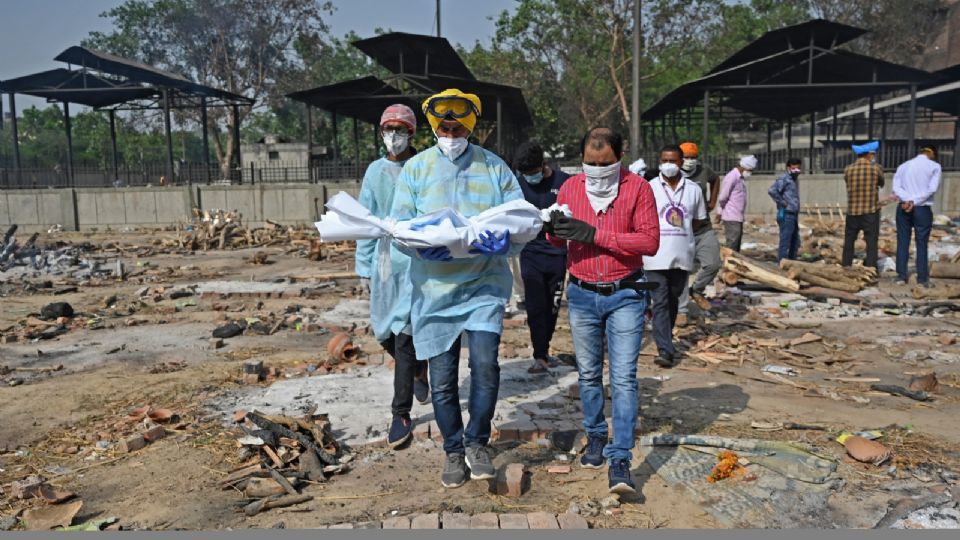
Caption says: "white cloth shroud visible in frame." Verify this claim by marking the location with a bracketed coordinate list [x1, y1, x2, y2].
[315, 191, 545, 258]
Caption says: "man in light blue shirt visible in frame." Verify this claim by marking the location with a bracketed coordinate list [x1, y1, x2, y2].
[390, 89, 521, 488]
[355, 104, 427, 449]
[893, 147, 941, 286]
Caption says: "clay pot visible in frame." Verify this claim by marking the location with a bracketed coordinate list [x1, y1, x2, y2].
[326, 333, 358, 364]
[147, 408, 175, 423]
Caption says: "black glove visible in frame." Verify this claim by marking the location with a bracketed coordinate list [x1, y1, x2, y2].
[542, 210, 565, 235]
[553, 216, 596, 244]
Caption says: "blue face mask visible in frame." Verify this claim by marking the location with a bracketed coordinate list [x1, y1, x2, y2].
[523, 171, 544, 185]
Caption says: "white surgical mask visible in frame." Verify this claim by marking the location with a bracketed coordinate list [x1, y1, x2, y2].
[681, 158, 698, 173]
[582, 162, 621, 214]
[742, 170, 752, 178]
[437, 136, 468, 160]
[659, 162, 680, 178]
[382, 132, 409, 156]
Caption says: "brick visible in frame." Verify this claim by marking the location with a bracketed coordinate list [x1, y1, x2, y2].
[10, 476, 44, 499]
[381, 516, 410, 529]
[547, 464, 571, 474]
[243, 360, 263, 375]
[498, 514, 529, 529]
[441, 512, 471, 529]
[143, 425, 166, 442]
[470, 513, 499, 529]
[557, 513, 589, 529]
[328, 523, 353, 529]
[497, 463, 525, 497]
[410, 513, 440, 529]
[232, 410, 248, 423]
[526, 512, 559, 529]
[939, 334, 956, 346]
[120, 434, 146, 453]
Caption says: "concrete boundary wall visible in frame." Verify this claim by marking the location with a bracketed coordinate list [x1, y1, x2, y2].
[1, 175, 956, 232]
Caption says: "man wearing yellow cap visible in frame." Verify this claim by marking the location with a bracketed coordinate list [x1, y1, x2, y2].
[389, 89, 523, 488]
[676, 141, 721, 325]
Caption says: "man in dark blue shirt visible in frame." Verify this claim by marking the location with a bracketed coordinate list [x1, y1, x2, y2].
[513, 141, 571, 374]
[768, 157, 802, 262]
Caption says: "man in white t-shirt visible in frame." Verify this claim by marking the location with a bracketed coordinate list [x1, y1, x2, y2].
[643, 144, 707, 368]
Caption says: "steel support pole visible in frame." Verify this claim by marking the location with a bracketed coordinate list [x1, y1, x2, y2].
[200, 97, 211, 183]
[162, 89, 175, 183]
[352, 117, 360, 180]
[109, 110, 119, 182]
[954, 112, 960, 170]
[8, 93, 20, 181]
[306, 104, 313, 172]
[64, 102, 74, 186]
[766, 122, 772, 163]
[867, 95, 875, 139]
[231, 104, 242, 184]
[832, 106, 838, 169]
[701, 90, 710, 161]
[786, 118, 792, 156]
[496, 96, 503, 157]
[629, 0, 641, 160]
[808, 112, 816, 173]
[436, 0, 441, 37]
[880, 111, 888, 166]
[907, 84, 917, 155]
[331, 111, 339, 162]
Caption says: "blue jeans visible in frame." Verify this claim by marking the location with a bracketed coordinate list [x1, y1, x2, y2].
[427, 330, 501, 455]
[777, 211, 800, 262]
[566, 282, 647, 462]
[896, 205, 933, 283]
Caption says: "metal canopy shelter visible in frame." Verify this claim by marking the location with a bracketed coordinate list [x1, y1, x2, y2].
[640, 19, 936, 169]
[287, 32, 532, 164]
[1, 46, 254, 186]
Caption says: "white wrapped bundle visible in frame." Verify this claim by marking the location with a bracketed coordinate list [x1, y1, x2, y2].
[314, 192, 545, 258]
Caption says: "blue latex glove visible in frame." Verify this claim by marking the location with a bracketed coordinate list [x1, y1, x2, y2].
[418, 246, 453, 261]
[776, 207, 786, 223]
[468, 230, 510, 256]
[409, 215, 446, 231]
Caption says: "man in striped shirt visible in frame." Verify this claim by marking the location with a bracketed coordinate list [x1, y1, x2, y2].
[546, 127, 660, 495]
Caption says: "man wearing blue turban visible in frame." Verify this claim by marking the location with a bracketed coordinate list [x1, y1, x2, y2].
[842, 141, 884, 270]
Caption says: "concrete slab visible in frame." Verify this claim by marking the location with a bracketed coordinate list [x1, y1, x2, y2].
[7, 193, 40, 225]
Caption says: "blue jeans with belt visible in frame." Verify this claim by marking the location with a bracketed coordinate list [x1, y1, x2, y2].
[896, 205, 933, 283]
[427, 330, 501, 455]
[566, 282, 647, 462]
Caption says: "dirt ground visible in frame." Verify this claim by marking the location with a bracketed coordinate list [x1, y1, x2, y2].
[1, 217, 959, 530]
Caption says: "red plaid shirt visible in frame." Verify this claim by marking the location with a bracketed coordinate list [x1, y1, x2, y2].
[548, 168, 660, 282]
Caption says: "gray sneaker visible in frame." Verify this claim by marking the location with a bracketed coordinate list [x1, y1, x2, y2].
[465, 445, 496, 480]
[441, 453, 468, 488]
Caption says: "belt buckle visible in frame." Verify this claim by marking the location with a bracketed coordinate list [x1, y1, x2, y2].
[595, 282, 615, 295]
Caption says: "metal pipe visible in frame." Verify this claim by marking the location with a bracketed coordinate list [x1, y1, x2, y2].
[880, 111, 888, 166]
[497, 96, 503, 156]
[436, 0, 441, 37]
[907, 84, 917, 155]
[64, 101, 74, 186]
[162, 89, 175, 183]
[201, 97, 211, 184]
[231, 104, 242, 184]
[953, 112, 960, 170]
[8, 93, 20, 176]
[701, 90, 709, 161]
[786, 117, 792, 156]
[352, 116, 360, 180]
[706, 82, 916, 90]
[808, 112, 816, 174]
[331, 110, 339, 162]
[109, 109, 119, 182]
[629, 0, 641, 160]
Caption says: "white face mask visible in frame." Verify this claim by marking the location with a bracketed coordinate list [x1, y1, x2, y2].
[382, 132, 409, 156]
[436, 136, 468, 160]
[741, 170, 752, 178]
[681, 158, 698, 174]
[659, 162, 680, 178]
[582, 162, 621, 214]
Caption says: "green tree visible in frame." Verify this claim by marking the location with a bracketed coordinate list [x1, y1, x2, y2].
[84, 0, 333, 178]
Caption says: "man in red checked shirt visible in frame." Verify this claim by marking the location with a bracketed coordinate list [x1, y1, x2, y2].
[544, 127, 660, 495]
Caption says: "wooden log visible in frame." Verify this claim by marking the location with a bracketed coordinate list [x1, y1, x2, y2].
[787, 268, 862, 293]
[246, 411, 338, 466]
[780, 259, 875, 287]
[912, 285, 960, 300]
[798, 286, 863, 304]
[721, 271, 740, 286]
[243, 494, 313, 517]
[930, 262, 960, 279]
[721, 247, 799, 293]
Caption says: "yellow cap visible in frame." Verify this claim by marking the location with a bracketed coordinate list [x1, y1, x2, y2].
[421, 88, 481, 133]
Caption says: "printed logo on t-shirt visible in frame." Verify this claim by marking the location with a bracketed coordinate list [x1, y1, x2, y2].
[659, 203, 690, 236]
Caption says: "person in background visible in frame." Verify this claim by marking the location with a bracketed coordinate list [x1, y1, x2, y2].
[893, 146, 941, 287]
[355, 104, 427, 449]
[390, 89, 521, 488]
[675, 141, 721, 327]
[842, 141, 884, 270]
[643, 145, 707, 368]
[628, 157, 646, 177]
[547, 127, 660, 495]
[513, 141, 571, 374]
[768, 158, 802, 262]
[716, 155, 755, 252]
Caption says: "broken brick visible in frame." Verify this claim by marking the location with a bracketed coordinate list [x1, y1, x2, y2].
[497, 463, 525, 497]
[470, 513, 499, 529]
[120, 434, 146, 453]
[526, 512, 559, 529]
[10, 476, 44, 499]
[232, 410, 248, 423]
[547, 464, 571, 474]
[143, 425, 166, 442]
[209, 338, 224, 349]
[243, 373, 261, 384]
[557, 513, 589, 529]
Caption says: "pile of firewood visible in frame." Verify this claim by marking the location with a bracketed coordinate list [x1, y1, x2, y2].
[780, 259, 877, 293]
[164, 209, 320, 256]
[721, 248, 876, 299]
[221, 410, 348, 516]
